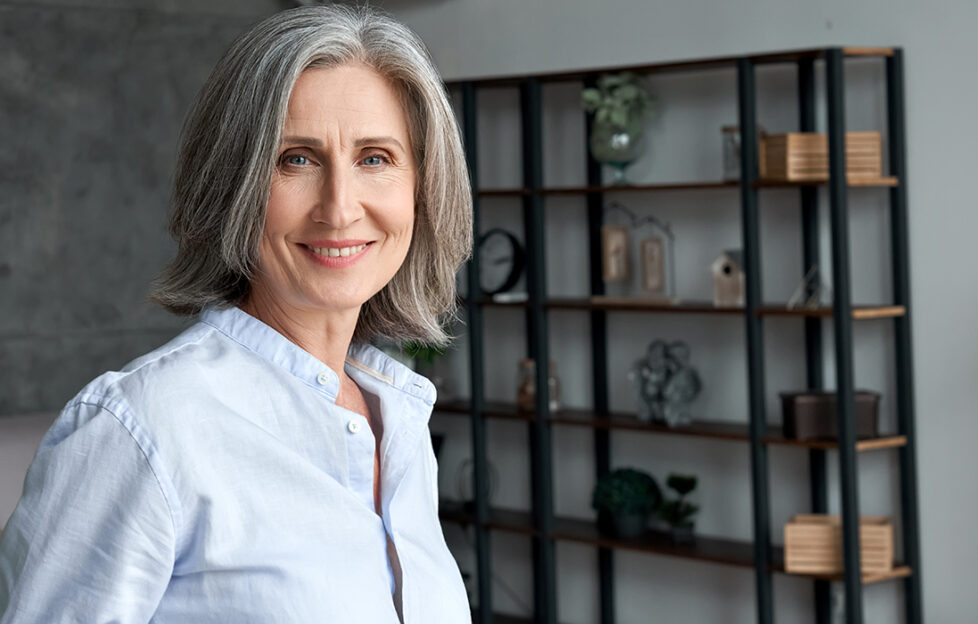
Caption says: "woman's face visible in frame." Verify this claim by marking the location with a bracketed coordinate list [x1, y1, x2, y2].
[253, 63, 416, 319]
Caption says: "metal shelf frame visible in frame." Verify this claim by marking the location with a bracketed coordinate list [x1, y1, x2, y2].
[449, 46, 921, 624]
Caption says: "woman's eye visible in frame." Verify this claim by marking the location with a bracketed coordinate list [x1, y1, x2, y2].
[362, 155, 385, 166]
[285, 154, 309, 166]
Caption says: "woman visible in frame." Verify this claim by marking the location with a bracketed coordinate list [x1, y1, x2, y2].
[0, 5, 472, 623]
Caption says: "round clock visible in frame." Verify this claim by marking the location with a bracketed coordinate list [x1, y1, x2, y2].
[477, 228, 525, 296]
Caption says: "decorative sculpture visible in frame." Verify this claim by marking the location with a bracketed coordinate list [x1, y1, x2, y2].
[629, 339, 702, 427]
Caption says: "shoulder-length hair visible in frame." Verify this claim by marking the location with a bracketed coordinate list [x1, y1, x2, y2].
[152, 4, 472, 347]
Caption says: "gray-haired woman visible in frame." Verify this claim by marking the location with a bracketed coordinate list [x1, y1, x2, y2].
[0, 5, 472, 623]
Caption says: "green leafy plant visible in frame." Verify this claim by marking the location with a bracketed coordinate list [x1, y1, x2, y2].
[401, 341, 446, 367]
[581, 72, 656, 131]
[658, 473, 699, 528]
[591, 467, 662, 515]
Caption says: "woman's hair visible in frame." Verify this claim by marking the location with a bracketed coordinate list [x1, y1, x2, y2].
[151, 4, 471, 347]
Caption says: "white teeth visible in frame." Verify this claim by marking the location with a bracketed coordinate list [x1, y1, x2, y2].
[308, 243, 367, 258]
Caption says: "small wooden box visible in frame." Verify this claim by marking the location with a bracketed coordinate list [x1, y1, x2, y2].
[784, 514, 894, 575]
[759, 131, 882, 181]
[780, 390, 879, 441]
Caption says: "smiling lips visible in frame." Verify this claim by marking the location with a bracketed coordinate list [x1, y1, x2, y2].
[307, 243, 368, 258]
[301, 240, 371, 267]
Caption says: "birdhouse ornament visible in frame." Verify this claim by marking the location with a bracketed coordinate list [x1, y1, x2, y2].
[711, 250, 745, 307]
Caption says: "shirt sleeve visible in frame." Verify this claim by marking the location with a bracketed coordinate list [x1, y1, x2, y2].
[0, 399, 176, 623]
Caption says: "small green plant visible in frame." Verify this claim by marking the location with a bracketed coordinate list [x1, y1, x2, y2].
[658, 473, 699, 528]
[581, 72, 656, 131]
[401, 341, 446, 367]
[591, 467, 662, 515]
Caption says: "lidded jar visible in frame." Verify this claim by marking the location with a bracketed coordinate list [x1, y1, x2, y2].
[516, 358, 560, 412]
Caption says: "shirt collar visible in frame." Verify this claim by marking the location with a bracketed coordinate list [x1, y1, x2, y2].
[199, 306, 435, 406]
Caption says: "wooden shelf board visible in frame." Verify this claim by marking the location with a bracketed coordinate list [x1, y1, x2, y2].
[763, 434, 908, 451]
[444, 503, 909, 583]
[551, 409, 756, 442]
[754, 176, 898, 188]
[543, 181, 739, 195]
[475, 176, 897, 196]
[447, 47, 896, 87]
[439, 501, 539, 536]
[552, 516, 764, 569]
[782, 565, 912, 585]
[477, 187, 528, 197]
[843, 46, 895, 57]
[545, 297, 904, 319]
[759, 305, 906, 319]
[437, 403, 908, 452]
[550, 297, 742, 315]
[433, 400, 535, 422]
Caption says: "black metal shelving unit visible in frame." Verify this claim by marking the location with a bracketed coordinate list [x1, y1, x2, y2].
[438, 46, 921, 624]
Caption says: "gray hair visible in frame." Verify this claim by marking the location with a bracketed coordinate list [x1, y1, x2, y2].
[152, 4, 472, 347]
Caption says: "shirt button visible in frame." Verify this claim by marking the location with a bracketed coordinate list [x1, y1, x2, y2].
[317, 372, 330, 386]
[348, 420, 362, 434]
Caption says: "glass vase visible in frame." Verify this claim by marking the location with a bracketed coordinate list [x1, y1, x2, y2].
[589, 119, 646, 185]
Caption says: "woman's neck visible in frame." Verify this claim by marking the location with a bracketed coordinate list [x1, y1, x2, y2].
[239, 288, 360, 379]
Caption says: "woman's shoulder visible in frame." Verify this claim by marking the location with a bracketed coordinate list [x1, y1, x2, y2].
[68, 319, 256, 427]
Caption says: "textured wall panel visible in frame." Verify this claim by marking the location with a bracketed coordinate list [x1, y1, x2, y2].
[0, 5, 255, 414]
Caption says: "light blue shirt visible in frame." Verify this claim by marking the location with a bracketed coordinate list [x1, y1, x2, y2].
[0, 307, 470, 623]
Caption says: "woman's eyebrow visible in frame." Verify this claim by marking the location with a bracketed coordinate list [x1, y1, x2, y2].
[354, 136, 406, 152]
[279, 135, 406, 152]
[280, 135, 323, 146]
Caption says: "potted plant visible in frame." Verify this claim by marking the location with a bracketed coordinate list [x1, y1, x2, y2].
[580, 72, 657, 184]
[658, 473, 699, 543]
[401, 340, 452, 399]
[591, 467, 661, 538]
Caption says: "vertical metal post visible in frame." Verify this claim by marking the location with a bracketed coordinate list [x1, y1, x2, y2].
[737, 57, 774, 624]
[886, 48, 923, 624]
[521, 77, 557, 624]
[462, 82, 495, 624]
[584, 76, 615, 624]
[825, 48, 863, 624]
[798, 56, 831, 624]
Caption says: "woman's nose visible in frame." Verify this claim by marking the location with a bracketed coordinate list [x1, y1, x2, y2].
[313, 168, 363, 229]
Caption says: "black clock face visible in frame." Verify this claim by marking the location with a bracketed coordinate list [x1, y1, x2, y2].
[478, 228, 525, 295]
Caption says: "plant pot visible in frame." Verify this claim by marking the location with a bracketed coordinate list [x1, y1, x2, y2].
[598, 511, 649, 539]
[669, 523, 695, 544]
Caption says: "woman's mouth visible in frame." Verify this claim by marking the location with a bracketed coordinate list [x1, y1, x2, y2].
[305, 243, 368, 258]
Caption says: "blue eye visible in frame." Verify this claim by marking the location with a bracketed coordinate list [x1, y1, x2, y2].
[286, 155, 309, 166]
[363, 155, 384, 166]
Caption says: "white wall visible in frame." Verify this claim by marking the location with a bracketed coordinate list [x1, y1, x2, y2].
[386, 0, 978, 622]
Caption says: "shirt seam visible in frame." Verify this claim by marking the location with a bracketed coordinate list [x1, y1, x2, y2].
[64, 394, 184, 566]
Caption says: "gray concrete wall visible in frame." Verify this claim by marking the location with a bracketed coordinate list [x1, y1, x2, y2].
[0, 0, 282, 414]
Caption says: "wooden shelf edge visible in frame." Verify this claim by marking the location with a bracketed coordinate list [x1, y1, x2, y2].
[843, 46, 895, 57]
[763, 434, 908, 451]
[754, 176, 898, 188]
[758, 304, 906, 319]
[782, 565, 911, 584]
[436, 405, 908, 453]
[543, 181, 739, 194]
[444, 505, 910, 583]
[447, 46, 898, 87]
